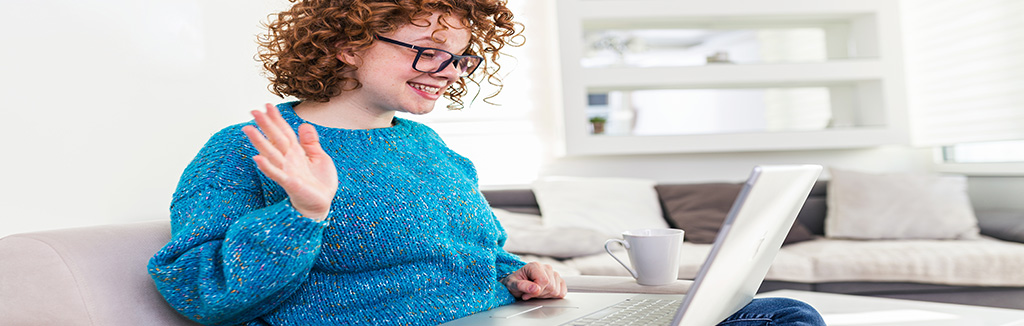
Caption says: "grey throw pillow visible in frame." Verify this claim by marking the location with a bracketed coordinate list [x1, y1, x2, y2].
[976, 210, 1024, 243]
[656, 183, 816, 245]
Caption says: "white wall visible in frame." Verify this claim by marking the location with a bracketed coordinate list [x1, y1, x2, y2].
[0, 0, 1017, 237]
[542, 147, 934, 184]
[513, 0, 1020, 214]
[0, 0, 290, 236]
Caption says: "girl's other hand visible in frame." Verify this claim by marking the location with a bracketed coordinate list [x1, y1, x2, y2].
[241, 104, 338, 221]
[502, 262, 568, 301]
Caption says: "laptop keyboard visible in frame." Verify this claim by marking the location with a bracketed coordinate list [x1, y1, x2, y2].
[562, 298, 681, 326]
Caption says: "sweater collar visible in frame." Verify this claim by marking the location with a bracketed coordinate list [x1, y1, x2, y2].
[275, 101, 415, 140]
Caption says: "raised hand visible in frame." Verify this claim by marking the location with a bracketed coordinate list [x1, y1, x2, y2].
[241, 104, 338, 221]
[502, 262, 568, 300]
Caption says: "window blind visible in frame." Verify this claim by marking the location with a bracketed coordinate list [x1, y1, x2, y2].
[902, 0, 1024, 146]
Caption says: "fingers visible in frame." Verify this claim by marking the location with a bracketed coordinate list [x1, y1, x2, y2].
[558, 273, 568, 297]
[251, 154, 288, 183]
[267, 104, 299, 144]
[514, 280, 540, 300]
[240, 104, 338, 221]
[243, 104, 302, 184]
[510, 262, 567, 300]
[242, 125, 285, 166]
[251, 104, 296, 153]
[244, 104, 310, 167]
[297, 123, 327, 158]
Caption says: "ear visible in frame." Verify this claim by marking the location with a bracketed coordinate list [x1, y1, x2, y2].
[336, 47, 361, 66]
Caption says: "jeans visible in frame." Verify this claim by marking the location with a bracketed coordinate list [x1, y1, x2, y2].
[718, 297, 826, 326]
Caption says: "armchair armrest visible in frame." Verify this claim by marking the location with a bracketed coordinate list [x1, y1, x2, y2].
[0, 221, 198, 325]
[564, 275, 693, 294]
[977, 210, 1024, 244]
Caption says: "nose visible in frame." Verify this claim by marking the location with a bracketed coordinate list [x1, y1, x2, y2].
[431, 60, 463, 81]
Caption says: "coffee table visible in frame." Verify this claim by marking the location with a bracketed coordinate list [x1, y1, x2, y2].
[759, 290, 1024, 326]
[565, 276, 1024, 325]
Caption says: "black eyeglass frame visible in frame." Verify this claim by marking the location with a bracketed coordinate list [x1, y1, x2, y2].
[375, 35, 483, 77]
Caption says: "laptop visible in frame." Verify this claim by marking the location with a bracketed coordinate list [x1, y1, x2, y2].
[443, 164, 822, 326]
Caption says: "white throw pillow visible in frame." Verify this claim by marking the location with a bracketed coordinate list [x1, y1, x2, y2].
[532, 176, 669, 237]
[493, 208, 611, 258]
[825, 168, 981, 240]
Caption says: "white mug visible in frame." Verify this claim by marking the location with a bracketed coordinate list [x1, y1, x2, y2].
[604, 228, 684, 286]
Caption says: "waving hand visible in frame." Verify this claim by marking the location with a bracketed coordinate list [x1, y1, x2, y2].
[241, 104, 338, 221]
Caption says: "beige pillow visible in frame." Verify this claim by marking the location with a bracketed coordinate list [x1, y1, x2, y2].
[493, 208, 610, 258]
[532, 176, 669, 237]
[825, 168, 980, 240]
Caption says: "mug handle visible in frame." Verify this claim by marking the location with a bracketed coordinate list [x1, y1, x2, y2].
[604, 239, 638, 279]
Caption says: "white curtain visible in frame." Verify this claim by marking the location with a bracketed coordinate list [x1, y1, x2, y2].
[902, 0, 1024, 146]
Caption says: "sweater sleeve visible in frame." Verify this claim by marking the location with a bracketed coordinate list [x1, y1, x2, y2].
[491, 212, 527, 280]
[148, 127, 328, 325]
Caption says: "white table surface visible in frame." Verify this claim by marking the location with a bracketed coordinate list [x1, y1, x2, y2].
[759, 290, 1024, 326]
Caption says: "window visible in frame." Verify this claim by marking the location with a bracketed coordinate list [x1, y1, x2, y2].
[902, 0, 1024, 176]
[934, 139, 1024, 176]
[942, 140, 1024, 163]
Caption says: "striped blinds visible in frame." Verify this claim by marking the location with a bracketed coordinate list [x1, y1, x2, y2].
[902, 0, 1024, 146]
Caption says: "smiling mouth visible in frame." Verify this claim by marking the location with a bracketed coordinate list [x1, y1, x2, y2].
[409, 82, 441, 95]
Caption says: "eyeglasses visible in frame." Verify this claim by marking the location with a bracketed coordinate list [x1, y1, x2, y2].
[375, 36, 483, 77]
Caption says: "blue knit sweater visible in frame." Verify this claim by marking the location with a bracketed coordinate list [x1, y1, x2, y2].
[148, 102, 526, 325]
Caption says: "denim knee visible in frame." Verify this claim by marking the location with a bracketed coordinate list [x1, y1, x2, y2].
[719, 297, 826, 326]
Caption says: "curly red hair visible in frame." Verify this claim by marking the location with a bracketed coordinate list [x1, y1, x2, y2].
[257, 0, 522, 108]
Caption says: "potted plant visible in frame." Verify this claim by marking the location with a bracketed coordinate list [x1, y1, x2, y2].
[589, 116, 607, 134]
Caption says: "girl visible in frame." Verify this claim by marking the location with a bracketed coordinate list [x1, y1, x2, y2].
[149, 1, 562, 325]
[148, 1, 825, 325]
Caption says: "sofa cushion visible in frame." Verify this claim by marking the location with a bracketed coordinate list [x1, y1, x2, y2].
[533, 176, 669, 237]
[655, 183, 816, 245]
[565, 237, 1024, 287]
[565, 242, 714, 280]
[494, 208, 609, 258]
[825, 168, 981, 240]
[563, 242, 814, 282]
[513, 254, 583, 277]
[780, 237, 1024, 286]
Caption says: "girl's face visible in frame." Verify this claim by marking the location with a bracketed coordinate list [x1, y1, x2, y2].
[340, 12, 471, 116]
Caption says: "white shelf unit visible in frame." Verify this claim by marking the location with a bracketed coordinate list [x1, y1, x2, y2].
[555, 0, 909, 156]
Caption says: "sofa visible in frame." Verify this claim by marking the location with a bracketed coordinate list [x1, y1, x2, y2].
[0, 221, 695, 325]
[3, 177, 1024, 325]
[0, 221, 199, 325]
[483, 178, 1024, 311]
